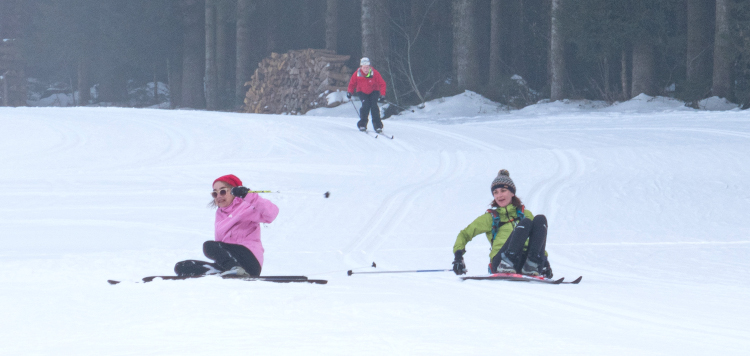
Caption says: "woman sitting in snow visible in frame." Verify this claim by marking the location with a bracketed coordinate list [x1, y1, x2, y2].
[174, 174, 279, 277]
[451, 170, 552, 278]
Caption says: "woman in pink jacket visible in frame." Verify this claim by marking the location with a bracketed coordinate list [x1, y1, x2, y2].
[174, 174, 279, 277]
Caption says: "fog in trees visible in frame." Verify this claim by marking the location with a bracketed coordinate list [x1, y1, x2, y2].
[5, 0, 750, 110]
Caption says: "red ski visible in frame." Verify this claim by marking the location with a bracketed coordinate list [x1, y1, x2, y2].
[460, 272, 581, 284]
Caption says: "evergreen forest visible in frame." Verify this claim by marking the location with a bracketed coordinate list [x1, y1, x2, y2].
[1, 0, 750, 110]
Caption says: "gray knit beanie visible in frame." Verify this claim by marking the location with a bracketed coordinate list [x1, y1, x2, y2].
[490, 169, 516, 194]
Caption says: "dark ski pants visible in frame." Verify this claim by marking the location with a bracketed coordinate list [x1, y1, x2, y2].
[174, 241, 261, 277]
[491, 215, 548, 273]
[357, 91, 383, 130]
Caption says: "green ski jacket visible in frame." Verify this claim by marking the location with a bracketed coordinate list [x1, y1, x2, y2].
[452, 204, 535, 261]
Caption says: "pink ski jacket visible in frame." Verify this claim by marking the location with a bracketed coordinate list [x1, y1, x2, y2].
[214, 193, 279, 267]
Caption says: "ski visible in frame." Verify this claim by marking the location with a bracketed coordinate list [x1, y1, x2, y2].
[107, 275, 327, 285]
[560, 276, 583, 284]
[376, 131, 394, 139]
[361, 129, 378, 138]
[460, 272, 567, 284]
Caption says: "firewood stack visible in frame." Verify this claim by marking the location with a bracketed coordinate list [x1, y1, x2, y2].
[244, 49, 351, 114]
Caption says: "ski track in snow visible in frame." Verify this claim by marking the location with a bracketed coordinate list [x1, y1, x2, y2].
[1, 106, 749, 355]
[342, 150, 468, 265]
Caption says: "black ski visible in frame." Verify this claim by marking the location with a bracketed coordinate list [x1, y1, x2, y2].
[361, 129, 378, 138]
[108, 275, 326, 285]
[376, 131, 394, 139]
[560, 276, 583, 284]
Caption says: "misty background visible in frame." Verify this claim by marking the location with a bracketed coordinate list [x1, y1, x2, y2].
[1, 0, 749, 111]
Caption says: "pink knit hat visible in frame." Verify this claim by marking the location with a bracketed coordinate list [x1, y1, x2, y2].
[213, 174, 242, 187]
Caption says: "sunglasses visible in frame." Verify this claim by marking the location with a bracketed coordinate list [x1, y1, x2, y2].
[211, 188, 230, 198]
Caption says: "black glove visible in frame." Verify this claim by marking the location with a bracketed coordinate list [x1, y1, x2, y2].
[542, 260, 553, 279]
[378, 96, 386, 103]
[346, 92, 352, 99]
[452, 250, 467, 275]
[231, 186, 249, 198]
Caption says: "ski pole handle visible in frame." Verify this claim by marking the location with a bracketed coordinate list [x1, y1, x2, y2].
[347, 269, 452, 276]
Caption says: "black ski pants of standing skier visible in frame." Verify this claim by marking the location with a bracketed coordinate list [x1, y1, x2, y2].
[174, 241, 262, 277]
[357, 91, 383, 131]
[490, 215, 549, 273]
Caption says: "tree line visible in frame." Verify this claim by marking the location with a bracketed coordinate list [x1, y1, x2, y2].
[1, 0, 749, 110]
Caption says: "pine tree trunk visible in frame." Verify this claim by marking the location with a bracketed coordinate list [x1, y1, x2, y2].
[686, 0, 714, 87]
[205, 0, 218, 110]
[216, 0, 234, 110]
[631, 41, 655, 97]
[489, 0, 502, 85]
[361, 0, 389, 91]
[0, 0, 26, 106]
[452, 1, 459, 80]
[325, 0, 338, 52]
[453, 0, 477, 91]
[78, 57, 90, 106]
[235, 0, 256, 108]
[168, 58, 183, 109]
[603, 56, 610, 97]
[712, 0, 732, 98]
[154, 64, 159, 105]
[509, 0, 525, 77]
[550, 0, 565, 101]
[621, 49, 629, 99]
[266, 3, 279, 54]
[180, 0, 206, 109]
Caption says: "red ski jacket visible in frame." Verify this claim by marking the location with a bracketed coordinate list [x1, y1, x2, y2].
[347, 67, 387, 96]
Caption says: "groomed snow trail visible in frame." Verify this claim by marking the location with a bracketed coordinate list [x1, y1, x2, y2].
[1, 105, 748, 355]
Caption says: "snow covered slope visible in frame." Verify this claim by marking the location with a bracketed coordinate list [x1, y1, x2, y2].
[1, 96, 748, 355]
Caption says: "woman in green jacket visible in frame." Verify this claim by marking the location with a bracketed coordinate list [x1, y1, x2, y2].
[452, 169, 552, 278]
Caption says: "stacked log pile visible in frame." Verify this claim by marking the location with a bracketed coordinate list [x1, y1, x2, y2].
[244, 49, 351, 114]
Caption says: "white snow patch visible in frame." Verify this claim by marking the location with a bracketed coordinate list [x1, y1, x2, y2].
[325, 90, 349, 106]
[308, 90, 741, 124]
[603, 93, 688, 113]
[698, 96, 741, 111]
[1, 98, 749, 354]
[393, 90, 508, 122]
[518, 98, 610, 115]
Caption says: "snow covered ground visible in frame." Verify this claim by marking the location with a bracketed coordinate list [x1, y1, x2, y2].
[1, 93, 749, 355]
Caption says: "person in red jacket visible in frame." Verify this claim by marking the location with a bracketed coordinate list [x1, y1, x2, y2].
[347, 57, 387, 133]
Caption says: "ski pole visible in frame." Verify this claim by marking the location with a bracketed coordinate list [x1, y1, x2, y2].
[347, 269, 452, 276]
[250, 190, 278, 193]
[350, 99, 360, 117]
[308, 262, 377, 277]
[383, 100, 408, 110]
[383, 100, 416, 112]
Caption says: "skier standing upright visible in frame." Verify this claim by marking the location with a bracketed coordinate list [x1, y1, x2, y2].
[452, 170, 553, 278]
[347, 57, 387, 133]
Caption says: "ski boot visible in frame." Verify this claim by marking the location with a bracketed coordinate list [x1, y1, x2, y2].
[358, 126, 367, 132]
[375, 127, 383, 134]
[496, 253, 516, 274]
[220, 266, 249, 277]
[521, 259, 541, 277]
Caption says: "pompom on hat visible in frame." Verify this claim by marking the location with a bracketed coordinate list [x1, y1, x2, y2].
[213, 174, 242, 187]
[490, 169, 516, 194]
[360, 57, 370, 66]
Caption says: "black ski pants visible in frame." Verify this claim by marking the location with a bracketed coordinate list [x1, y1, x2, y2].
[357, 91, 383, 130]
[490, 215, 548, 273]
[174, 241, 261, 277]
